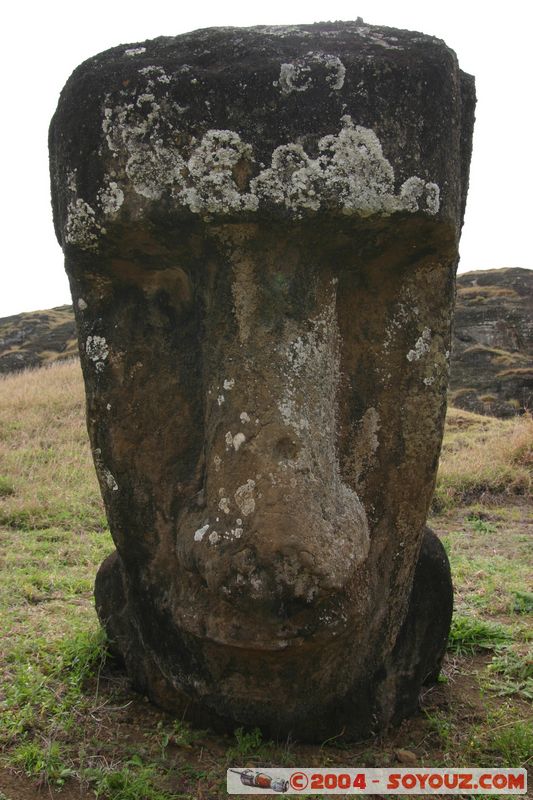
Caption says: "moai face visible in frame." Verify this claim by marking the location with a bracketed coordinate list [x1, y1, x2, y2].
[50, 22, 474, 740]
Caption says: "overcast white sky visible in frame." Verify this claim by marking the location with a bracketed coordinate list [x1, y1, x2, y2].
[1, 0, 531, 317]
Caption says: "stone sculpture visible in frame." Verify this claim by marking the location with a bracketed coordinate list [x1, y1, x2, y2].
[49, 21, 475, 740]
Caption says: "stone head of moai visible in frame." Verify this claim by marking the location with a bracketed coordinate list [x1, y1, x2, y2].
[49, 21, 475, 741]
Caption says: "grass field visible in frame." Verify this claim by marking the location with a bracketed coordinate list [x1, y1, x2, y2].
[0, 360, 531, 799]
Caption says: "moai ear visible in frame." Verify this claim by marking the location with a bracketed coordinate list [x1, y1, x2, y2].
[50, 21, 474, 742]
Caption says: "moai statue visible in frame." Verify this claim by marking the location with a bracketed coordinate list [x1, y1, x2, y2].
[49, 21, 475, 741]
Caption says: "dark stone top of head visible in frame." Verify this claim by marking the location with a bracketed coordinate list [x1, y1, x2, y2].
[49, 21, 475, 250]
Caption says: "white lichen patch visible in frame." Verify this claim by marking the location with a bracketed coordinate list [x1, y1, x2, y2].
[232, 432, 246, 451]
[234, 479, 256, 516]
[180, 130, 258, 214]
[224, 430, 246, 451]
[324, 55, 346, 90]
[194, 523, 209, 542]
[77, 298, 88, 311]
[103, 469, 118, 491]
[97, 181, 124, 215]
[240, 411, 250, 423]
[347, 23, 403, 50]
[217, 394, 225, 406]
[92, 449, 116, 494]
[102, 97, 186, 200]
[257, 25, 313, 38]
[85, 336, 109, 362]
[250, 573, 264, 595]
[275, 52, 345, 95]
[399, 177, 440, 215]
[126, 144, 186, 200]
[223, 378, 235, 390]
[407, 327, 432, 362]
[208, 531, 220, 544]
[124, 47, 146, 57]
[136, 92, 156, 106]
[65, 199, 103, 251]
[218, 496, 230, 514]
[251, 144, 322, 213]
[250, 116, 440, 217]
[138, 65, 172, 84]
[425, 183, 440, 214]
[97, 96, 440, 220]
[67, 170, 77, 193]
[277, 62, 312, 94]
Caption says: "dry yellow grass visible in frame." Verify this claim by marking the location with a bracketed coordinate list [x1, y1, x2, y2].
[457, 285, 519, 299]
[0, 359, 104, 531]
[435, 406, 533, 508]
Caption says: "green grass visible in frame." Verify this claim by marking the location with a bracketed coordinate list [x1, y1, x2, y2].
[484, 721, 533, 767]
[441, 519, 532, 617]
[448, 615, 513, 656]
[1, 626, 108, 745]
[10, 740, 74, 788]
[155, 719, 204, 756]
[0, 475, 14, 497]
[226, 727, 268, 763]
[84, 758, 180, 800]
[486, 647, 533, 700]
[512, 590, 533, 615]
[423, 709, 455, 749]
[464, 712, 533, 768]
[466, 512, 498, 534]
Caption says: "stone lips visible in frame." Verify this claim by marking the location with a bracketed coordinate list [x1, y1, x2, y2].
[49, 22, 475, 740]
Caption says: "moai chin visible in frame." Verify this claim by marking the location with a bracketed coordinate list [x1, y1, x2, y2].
[49, 22, 475, 741]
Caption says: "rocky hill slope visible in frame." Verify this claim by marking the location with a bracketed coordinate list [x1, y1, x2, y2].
[1, 268, 531, 416]
[0, 306, 77, 374]
[450, 268, 532, 416]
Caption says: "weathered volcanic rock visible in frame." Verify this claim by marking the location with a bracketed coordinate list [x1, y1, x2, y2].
[49, 21, 475, 740]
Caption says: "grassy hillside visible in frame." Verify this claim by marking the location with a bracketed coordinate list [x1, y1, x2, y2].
[0, 361, 531, 799]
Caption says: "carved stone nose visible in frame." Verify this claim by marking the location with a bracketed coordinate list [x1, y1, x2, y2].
[49, 20, 474, 740]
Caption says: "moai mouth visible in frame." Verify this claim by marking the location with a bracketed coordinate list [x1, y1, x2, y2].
[49, 21, 475, 741]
